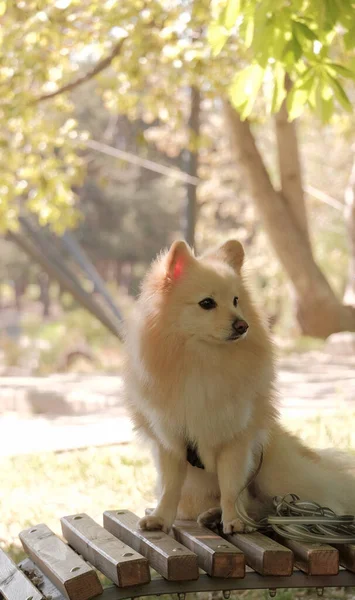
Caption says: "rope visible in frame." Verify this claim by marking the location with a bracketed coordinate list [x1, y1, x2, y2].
[234, 449, 355, 544]
[236, 494, 355, 544]
[236, 493, 355, 543]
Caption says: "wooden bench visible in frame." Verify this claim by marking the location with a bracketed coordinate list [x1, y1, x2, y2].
[1, 509, 355, 600]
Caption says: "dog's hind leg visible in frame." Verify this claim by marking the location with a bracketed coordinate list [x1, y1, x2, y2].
[198, 507, 222, 532]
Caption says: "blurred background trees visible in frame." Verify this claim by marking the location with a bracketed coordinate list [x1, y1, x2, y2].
[1, 0, 355, 374]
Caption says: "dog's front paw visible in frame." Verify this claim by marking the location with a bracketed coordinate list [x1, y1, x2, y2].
[223, 517, 256, 534]
[138, 515, 171, 533]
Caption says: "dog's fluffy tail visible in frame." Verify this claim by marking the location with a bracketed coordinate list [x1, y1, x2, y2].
[256, 424, 355, 515]
[317, 448, 355, 473]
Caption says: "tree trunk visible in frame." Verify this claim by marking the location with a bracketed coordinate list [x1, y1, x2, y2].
[224, 101, 355, 338]
[38, 272, 51, 318]
[183, 86, 200, 249]
[344, 155, 355, 306]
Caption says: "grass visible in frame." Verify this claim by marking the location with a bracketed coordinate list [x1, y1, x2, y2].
[282, 412, 355, 451]
[1, 416, 355, 599]
[0, 445, 156, 560]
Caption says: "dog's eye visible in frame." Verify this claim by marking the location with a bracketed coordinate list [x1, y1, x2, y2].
[199, 297, 217, 310]
[233, 296, 239, 308]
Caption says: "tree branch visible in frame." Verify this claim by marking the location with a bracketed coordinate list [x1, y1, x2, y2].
[344, 154, 355, 305]
[223, 100, 281, 210]
[32, 37, 126, 104]
[184, 85, 201, 248]
[224, 101, 325, 286]
[224, 100, 355, 336]
[275, 76, 311, 250]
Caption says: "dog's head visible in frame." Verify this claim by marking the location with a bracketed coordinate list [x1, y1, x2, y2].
[141, 240, 253, 345]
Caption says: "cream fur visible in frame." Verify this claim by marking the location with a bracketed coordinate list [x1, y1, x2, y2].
[124, 240, 355, 533]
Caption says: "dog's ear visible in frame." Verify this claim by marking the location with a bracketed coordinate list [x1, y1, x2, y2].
[166, 240, 194, 281]
[217, 240, 245, 273]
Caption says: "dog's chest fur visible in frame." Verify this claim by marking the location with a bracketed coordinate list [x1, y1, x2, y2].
[139, 348, 271, 455]
[179, 368, 253, 445]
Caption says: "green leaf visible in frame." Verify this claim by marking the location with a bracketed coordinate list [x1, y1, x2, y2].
[324, 72, 352, 112]
[307, 78, 318, 110]
[221, 0, 241, 29]
[271, 27, 288, 61]
[287, 74, 314, 120]
[243, 13, 255, 48]
[326, 62, 355, 80]
[229, 64, 264, 119]
[229, 68, 252, 108]
[319, 96, 334, 122]
[232, 0, 255, 47]
[290, 30, 303, 61]
[315, 81, 334, 123]
[251, 2, 273, 55]
[293, 21, 317, 43]
[207, 23, 228, 56]
[287, 88, 309, 120]
[271, 63, 286, 113]
[335, 0, 353, 17]
[344, 26, 355, 50]
[324, 0, 340, 30]
[282, 37, 303, 67]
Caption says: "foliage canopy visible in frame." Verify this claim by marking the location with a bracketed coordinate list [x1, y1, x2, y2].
[210, 0, 355, 120]
[1, 0, 355, 229]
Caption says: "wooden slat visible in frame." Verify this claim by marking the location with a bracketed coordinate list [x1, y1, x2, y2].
[225, 532, 293, 576]
[275, 537, 339, 575]
[19, 523, 103, 600]
[336, 544, 355, 573]
[61, 513, 150, 587]
[19, 558, 66, 600]
[0, 547, 43, 600]
[103, 510, 199, 581]
[173, 521, 245, 578]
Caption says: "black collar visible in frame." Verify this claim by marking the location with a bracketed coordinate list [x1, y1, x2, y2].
[186, 442, 205, 469]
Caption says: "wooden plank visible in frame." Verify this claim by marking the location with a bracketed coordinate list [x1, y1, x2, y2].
[173, 521, 245, 578]
[103, 510, 199, 581]
[19, 523, 103, 600]
[275, 536, 339, 575]
[0, 547, 43, 600]
[61, 513, 150, 587]
[225, 531, 293, 576]
[336, 543, 355, 573]
[19, 558, 66, 600]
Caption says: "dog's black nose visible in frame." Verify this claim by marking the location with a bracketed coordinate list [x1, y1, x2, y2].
[232, 319, 249, 336]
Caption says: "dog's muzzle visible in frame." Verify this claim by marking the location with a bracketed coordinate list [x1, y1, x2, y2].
[228, 318, 249, 341]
